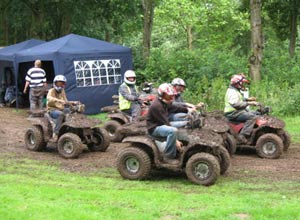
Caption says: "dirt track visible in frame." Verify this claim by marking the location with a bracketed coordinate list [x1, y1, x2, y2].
[1, 107, 300, 181]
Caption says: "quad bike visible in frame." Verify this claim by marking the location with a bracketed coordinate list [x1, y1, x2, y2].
[116, 113, 231, 186]
[227, 103, 290, 159]
[196, 106, 237, 156]
[24, 102, 110, 158]
[101, 93, 155, 142]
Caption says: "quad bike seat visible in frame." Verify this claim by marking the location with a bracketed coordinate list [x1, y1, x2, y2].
[29, 109, 47, 117]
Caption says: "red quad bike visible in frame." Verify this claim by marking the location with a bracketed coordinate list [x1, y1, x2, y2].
[228, 103, 290, 159]
[102, 93, 156, 142]
[24, 102, 110, 159]
[116, 114, 231, 186]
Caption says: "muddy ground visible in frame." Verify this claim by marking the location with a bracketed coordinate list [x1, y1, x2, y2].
[1, 107, 300, 182]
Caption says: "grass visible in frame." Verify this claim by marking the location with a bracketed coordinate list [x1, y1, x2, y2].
[1, 111, 300, 219]
[282, 116, 300, 143]
[1, 155, 300, 220]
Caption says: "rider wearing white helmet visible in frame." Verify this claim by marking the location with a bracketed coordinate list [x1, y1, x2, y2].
[169, 78, 198, 125]
[146, 83, 191, 164]
[224, 73, 258, 143]
[118, 70, 141, 121]
[47, 75, 77, 140]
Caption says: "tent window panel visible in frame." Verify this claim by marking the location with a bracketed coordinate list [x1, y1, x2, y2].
[107, 68, 114, 76]
[92, 68, 100, 77]
[74, 59, 121, 87]
[108, 76, 115, 84]
[101, 77, 108, 85]
[115, 75, 122, 84]
[100, 69, 107, 77]
[84, 70, 91, 77]
[85, 78, 92, 86]
[76, 71, 83, 78]
[77, 79, 84, 87]
[93, 77, 101, 85]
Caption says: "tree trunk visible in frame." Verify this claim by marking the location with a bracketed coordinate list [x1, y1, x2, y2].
[289, 0, 299, 58]
[187, 25, 193, 50]
[249, 0, 262, 82]
[142, 0, 155, 61]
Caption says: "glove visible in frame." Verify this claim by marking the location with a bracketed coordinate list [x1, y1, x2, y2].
[196, 102, 205, 109]
[247, 101, 259, 106]
[246, 97, 256, 101]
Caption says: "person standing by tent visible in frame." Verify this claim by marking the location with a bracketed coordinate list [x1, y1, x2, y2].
[23, 60, 47, 111]
[118, 70, 141, 121]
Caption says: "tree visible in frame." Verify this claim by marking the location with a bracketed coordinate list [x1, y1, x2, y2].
[142, 0, 155, 60]
[249, 0, 262, 81]
[264, 0, 300, 58]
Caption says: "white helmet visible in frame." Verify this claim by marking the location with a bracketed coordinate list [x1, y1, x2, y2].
[53, 75, 67, 83]
[53, 75, 66, 93]
[171, 78, 186, 87]
[124, 70, 136, 85]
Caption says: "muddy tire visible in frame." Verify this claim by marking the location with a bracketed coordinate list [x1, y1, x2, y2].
[281, 131, 291, 152]
[57, 133, 83, 159]
[24, 126, 46, 151]
[223, 133, 237, 156]
[117, 147, 151, 180]
[88, 128, 110, 152]
[185, 153, 220, 186]
[256, 133, 284, 159]
[104, 120, 124, 142]
[217, 146, 231, 175]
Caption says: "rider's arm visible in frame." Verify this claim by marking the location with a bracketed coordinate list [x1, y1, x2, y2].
[119, 84, 139, 101]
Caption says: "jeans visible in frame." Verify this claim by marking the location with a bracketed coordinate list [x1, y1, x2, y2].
[151, 125, 178, 159]
[29, 87, 44, 110]
[49, 110, 65, 134]
[169, 112, 188, 128]
[226, 110, 258, 136]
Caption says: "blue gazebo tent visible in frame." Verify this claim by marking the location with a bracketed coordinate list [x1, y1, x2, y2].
[16, 34, 133, 114]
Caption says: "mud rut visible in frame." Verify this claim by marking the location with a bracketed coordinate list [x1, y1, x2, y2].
[1, 107, 300, 181]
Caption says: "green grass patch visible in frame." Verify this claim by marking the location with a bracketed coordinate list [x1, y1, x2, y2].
[282, 116, 300, 143]
[1, 157, 300, 220]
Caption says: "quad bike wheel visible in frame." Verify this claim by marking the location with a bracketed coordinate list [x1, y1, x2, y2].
[117, 147, 151, 180]
[88, 128, 110, 152]
[223, 133, 237, 156]
[24, 126, 46, 151]
[216, 146, 231, 175]
[280, 131, 291, 152]
[57, 133, 83, 158]
[256, 133, 284, 159]
[104, 120, 124, 142]
[185, 153, 220, 186]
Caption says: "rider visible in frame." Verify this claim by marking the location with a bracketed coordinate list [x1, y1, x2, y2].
[118, 70, 141, 121]
[47, 75, 75, 140]
[169, 78, 202, 127]
[147, 83, 191, 164]
[224, 73, 259, 142]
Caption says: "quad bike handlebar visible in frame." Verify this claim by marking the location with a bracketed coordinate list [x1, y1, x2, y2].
[255, 102, 271, 115]
[64, 101, 85, 113]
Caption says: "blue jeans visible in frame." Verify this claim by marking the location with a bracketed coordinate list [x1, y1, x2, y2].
[151, 125, 178, 159]
[169, 113, 188, 128]
[49, 110, 65, 134]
